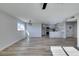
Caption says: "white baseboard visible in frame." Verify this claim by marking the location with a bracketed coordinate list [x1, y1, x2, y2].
[0, 38, 25, 51]
[49, 38, 66, 39]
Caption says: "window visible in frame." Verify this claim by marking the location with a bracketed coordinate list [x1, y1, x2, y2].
[17, 23, 25, 31]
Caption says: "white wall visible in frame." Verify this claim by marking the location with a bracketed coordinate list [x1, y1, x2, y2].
[73, 22, 77, 38]
[72, 15, 79, 48]
[27, 23, 41, 37]
[0, 11, 25, 51]
[57, 22, 66, 38]
[77, 19, 79, 47]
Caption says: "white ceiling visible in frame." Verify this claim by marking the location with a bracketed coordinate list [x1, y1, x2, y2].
[0, 3, 79, 24]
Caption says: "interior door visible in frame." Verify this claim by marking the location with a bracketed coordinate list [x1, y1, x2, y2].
[66, 23, 73, 37]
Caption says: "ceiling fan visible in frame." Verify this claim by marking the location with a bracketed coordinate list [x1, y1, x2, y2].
[42, 3, 47, 10]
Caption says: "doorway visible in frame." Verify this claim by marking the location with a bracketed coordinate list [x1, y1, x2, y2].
[66, 21, 77, 38]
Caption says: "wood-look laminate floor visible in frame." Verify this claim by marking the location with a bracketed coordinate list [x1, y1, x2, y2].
[0, 37, 77, 56]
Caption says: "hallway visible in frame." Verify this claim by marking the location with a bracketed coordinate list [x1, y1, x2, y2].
[0, 37, 77, 56]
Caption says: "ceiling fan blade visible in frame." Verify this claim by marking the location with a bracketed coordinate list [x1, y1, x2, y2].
[42, 3, 47, 9]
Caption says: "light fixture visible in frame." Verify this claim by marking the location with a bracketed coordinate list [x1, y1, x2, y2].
[28, 20, 32, 25]
[42, 3, 47, 10]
